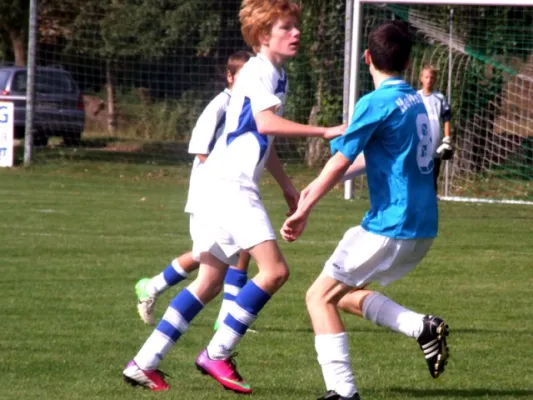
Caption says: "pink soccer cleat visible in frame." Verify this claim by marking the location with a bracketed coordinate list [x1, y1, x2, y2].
[122, 360, 170, 391]
[195, 349, 252, 394]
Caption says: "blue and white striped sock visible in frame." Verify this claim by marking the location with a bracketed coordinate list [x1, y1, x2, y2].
[134, 288, 203, 369]
[207, 281, 270, 359]
[215, 267, 248, 324]
[147, 259, 189, 296]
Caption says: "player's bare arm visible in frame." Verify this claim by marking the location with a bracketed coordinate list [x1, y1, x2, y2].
[281, 152, 351, 241]
[298, 178, 317, 207]
[266, 149, 299, 216]
[255, 107, 346, 139]
[196, 154, 209, 164]
[296, 151, 351, 216]
[444, 120, 451, 138]
[342, 153, 366, 182]
[300, 154, 366, 208]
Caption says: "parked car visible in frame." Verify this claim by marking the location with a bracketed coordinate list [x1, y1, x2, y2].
[0, 65, 85, 146]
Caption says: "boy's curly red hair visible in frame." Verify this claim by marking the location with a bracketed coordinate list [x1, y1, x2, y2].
[240, 0, 301, 53]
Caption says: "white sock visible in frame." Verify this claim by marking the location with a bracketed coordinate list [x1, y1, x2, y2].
[216, 298, 233, 324]
[134, 330, 173, 370]
[147, 273, 168, 297]
[207, 301, 257, 359]
[315, 333, 357, 398]
[148, 260, 189, 296]
[206, 323, 243, 359]
[362, 292, 424, 338]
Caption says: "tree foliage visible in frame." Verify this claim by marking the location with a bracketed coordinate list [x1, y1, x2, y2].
[6, 1, 531, 163]
[0, 0, 29, 65]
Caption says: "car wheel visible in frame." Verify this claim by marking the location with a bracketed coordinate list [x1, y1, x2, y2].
[63, 130, 82, 146]
[33, 133, 49, 147]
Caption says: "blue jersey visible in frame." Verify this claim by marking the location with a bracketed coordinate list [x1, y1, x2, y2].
[330, 78, 438, 239]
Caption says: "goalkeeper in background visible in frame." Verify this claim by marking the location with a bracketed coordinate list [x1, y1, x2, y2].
[418, 64, 453, 192]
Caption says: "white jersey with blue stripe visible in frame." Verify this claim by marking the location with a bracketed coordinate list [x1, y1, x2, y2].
[185, 89, 231, 214]
[202, 54, 288, 194]
[331, 78, 438, 239]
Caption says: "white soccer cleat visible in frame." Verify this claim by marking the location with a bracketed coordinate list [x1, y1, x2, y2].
[135, 278, 158, 325]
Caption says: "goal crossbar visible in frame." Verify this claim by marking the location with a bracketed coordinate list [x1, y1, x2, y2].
[361, 0, 533, 6]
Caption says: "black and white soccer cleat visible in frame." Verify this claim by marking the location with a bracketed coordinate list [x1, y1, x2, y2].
[417, 315, 450, 378]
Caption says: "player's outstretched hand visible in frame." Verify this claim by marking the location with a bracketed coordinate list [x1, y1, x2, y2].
[281, 209, 309, 242]
[323, 124, 347, 140]
[283, 186, 300, 217]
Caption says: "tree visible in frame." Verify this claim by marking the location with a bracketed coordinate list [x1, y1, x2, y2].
[0, 0, 29, 65]
[283, 0, 345, 166]
[60, 0, 244, 134]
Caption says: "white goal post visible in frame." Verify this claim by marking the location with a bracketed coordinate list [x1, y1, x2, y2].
[344, 0, 533, 205]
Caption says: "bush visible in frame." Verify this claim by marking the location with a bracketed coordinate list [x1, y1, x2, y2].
[85, 87, 207, 141]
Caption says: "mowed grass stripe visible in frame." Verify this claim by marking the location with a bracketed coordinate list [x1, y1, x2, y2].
[1, 164, 532, 400]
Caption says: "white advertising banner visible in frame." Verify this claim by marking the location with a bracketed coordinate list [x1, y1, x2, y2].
[0, 101, 14, 167]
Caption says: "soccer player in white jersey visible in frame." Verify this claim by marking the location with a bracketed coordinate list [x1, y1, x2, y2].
[282, 21, 450, 400]
[418, 64, 453, 192]
[122, 0, 345, 394]
[134, 51, 252, 327]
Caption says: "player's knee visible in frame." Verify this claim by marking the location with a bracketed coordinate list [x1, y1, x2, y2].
[266, 263, 290, 290]
[305, 285, 324, 311]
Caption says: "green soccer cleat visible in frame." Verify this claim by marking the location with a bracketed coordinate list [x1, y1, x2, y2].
[213, 319, 258, 334]
[135, 278, 158, 325]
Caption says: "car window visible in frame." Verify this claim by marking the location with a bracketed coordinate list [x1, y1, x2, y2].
[37, 71, 75, 93]
[12, 71, 27, 92]
[12, 70, 75, 93]
[0, 71, 10, 89]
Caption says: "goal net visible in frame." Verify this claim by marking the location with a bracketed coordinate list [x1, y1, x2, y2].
[13, 1, 533, 205]
[27, 1, 345, 169]
[354, 3, 533, 203]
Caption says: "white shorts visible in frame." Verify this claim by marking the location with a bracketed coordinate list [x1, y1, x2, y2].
[324, 226, 433, 288]
[189, 213, 199, 241]
[192, 187, 276, 266]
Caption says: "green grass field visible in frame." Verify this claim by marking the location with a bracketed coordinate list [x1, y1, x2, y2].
[1, 161, 533, 400]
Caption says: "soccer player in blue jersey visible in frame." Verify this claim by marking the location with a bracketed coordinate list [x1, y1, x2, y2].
[122, 0, 345, 393]
[134, 51, 252, 329]
[282, 21, 450, 400]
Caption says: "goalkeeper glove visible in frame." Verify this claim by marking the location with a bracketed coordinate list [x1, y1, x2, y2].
[436, 136, 454, 160]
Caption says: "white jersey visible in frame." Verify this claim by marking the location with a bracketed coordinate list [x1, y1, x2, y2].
[184, 89, 231, 214]
[418, 90, 452, 157]
[201, 54, 288, 194]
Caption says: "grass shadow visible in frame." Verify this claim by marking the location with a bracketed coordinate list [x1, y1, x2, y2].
[388, 387, 533, 398]
[13, 138, 192, 167]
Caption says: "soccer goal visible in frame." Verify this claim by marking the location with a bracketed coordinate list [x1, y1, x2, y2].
[345, 0, 533, 205]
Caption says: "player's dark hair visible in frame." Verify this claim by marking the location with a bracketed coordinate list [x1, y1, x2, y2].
[368, 20, 412, 74]
[227, 50, 253, 77]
